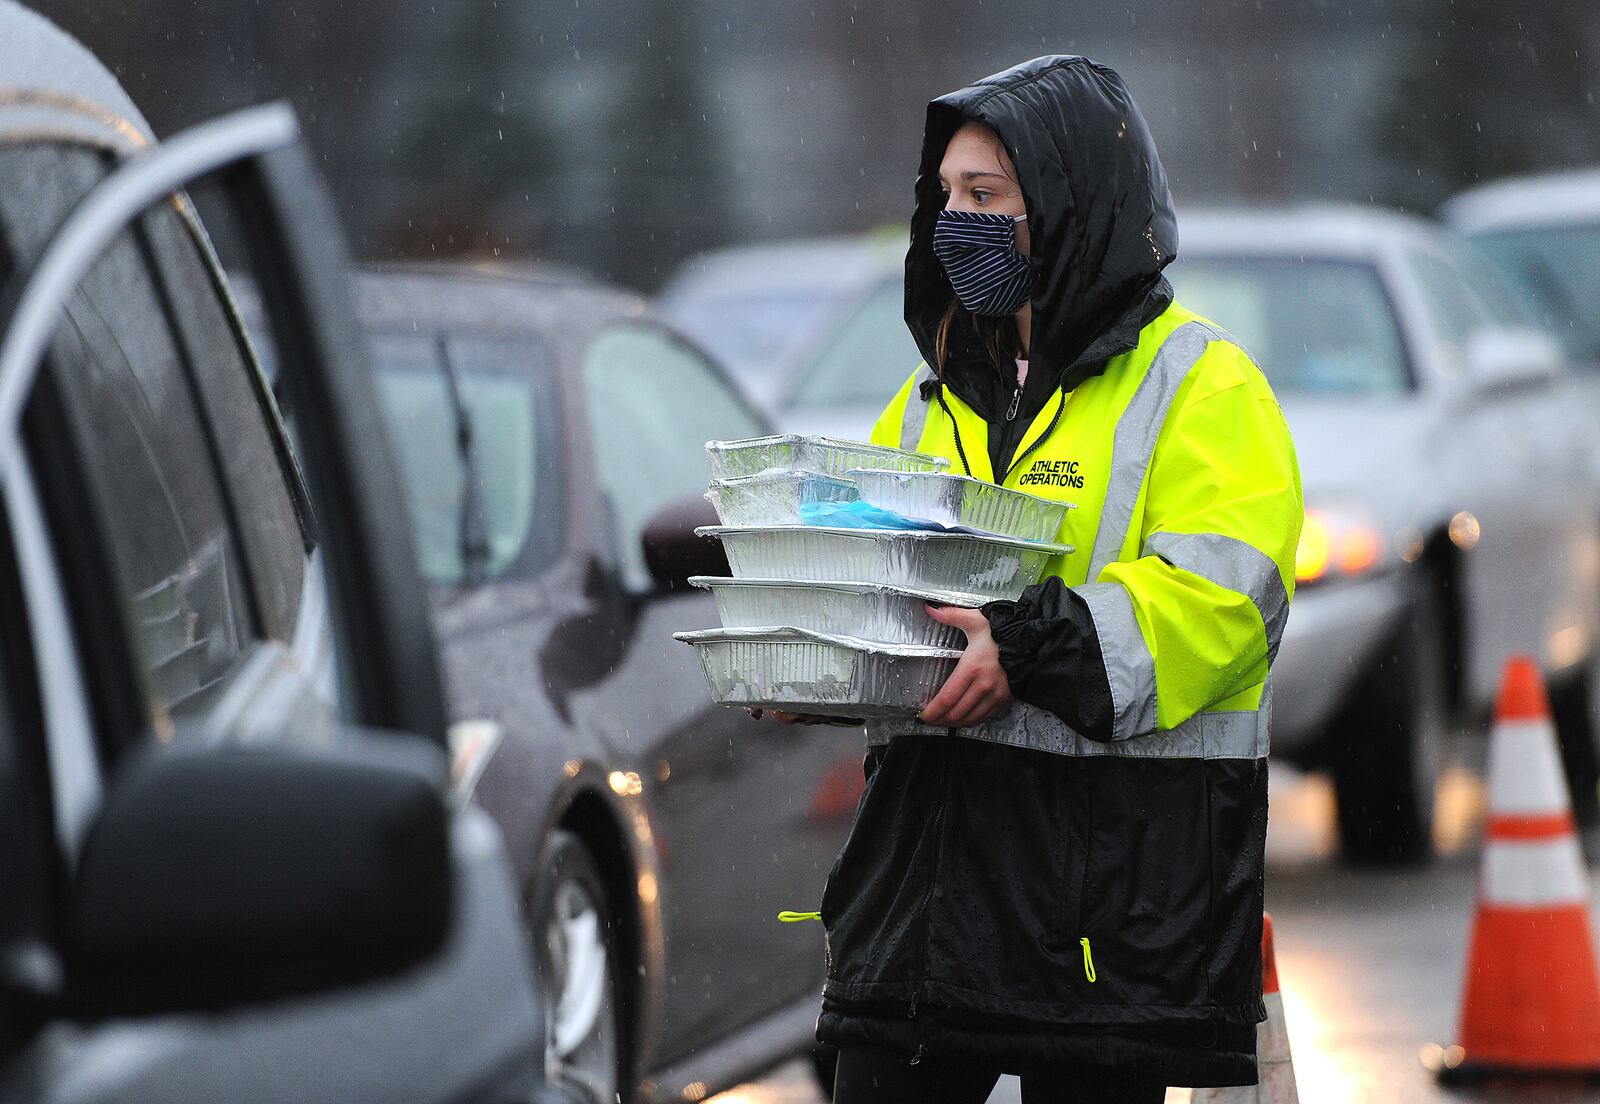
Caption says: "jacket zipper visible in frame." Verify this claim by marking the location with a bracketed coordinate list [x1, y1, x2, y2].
[908, 751, 953, 1065]
[1002, 389, 1069, 485]
[935, 386, 975, 477]
[1005, 385, 1022, 422]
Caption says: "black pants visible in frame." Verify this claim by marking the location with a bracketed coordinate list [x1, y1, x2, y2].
[833, 1046, 1167, 1104]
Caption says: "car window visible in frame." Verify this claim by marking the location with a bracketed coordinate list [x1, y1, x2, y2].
[1168, 257, 1412, 395]
[1447, 242, 1537, 328]
[142, 202, 310, 643]
[1407, 248, 1494, 343]
[789, 278, 923, 411]
[663, 287, 839, 394]
[1470, 223, 1600, 364]
[370, 332, 556, 584]
[583, 323, 764, 591]
[43, 218, 255, 733]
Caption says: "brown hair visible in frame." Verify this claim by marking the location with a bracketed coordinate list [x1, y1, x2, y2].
[933, 298, 1023, 383]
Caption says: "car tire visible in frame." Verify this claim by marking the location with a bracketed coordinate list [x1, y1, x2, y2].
[530, 829, 625, 1104]
[1331, 577, 1449, 865]
[1551, 657, 1600, 832]
[810, 1044, 839, 1100]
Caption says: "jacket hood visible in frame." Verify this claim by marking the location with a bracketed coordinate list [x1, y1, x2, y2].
[906, 56, 1178, 417]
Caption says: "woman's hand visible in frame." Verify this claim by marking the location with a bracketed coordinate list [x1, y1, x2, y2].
[919, 604, 1014, 727]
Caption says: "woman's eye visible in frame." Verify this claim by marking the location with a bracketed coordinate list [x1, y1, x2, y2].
[972, 190, 992, 203]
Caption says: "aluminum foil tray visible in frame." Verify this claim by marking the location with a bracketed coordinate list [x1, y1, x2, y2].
[704, 434, 949, 480]
[674, 626, 960, 718]
[697, 525, 1072, 601]
[704, 471, 860, 527]
[851, 468, 1075, 543]
[689, 576, 987, 650]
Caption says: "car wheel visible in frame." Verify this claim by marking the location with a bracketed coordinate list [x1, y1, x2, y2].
[531, 830, 624, 1104]
[810, 1044, 839, 1100]
[1551, 654, 1600, 832]
[1331, 577, 1449, 864]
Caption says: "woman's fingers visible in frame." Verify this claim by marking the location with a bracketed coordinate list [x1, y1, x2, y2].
[925, 602, 988, 636]
[941, 677, 994, 728]
[919, 663, 974, 725]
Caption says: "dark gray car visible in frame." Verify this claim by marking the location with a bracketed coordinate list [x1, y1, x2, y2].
[349, 267, 865, 1103]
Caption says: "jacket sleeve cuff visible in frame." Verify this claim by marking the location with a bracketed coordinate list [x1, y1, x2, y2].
[982, 578, 1115, 742]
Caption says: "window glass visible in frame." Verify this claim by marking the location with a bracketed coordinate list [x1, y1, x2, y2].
[1448, 242, 1537, 328]
[143, 202, 309, 643]
[370, 332, 553, 583]
[1407, 249, 1493, 343]
[1471, 223, 1600, 364]
[1168, 257, 1411, 395]
[46, 221, 253, 726]
[583, 324, 764, 591]
[666, 290, 832, 389]
[790, 279, 923, 410]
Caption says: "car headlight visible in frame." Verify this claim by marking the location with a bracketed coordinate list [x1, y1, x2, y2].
[1296, 502, 1388, 585]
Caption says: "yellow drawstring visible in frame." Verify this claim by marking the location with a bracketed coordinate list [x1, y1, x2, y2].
[1080, 937, 1097, 983]
[779, 911, 823, 923]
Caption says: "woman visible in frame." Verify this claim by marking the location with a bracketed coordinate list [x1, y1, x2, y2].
[793, 56, 1303, 1102]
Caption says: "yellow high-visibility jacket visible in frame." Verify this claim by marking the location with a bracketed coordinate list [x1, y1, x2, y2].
[866, 299, 1303, 753]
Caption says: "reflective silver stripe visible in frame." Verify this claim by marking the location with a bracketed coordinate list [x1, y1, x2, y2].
[1077, 581, 1157, 741]
[898, 365, 937, 451]
[1144, 530, 1290, 666]
[1087, 321, 1219, 578]
[864, 695, 1267, 759]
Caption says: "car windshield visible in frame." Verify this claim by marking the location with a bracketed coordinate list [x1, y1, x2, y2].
[788, 278, 923, 411]
[1168, 256, 1411, 395]
[664, 289, 838, 396]
[369, 332, 550, 584]
[1469, 223, 1600, 365]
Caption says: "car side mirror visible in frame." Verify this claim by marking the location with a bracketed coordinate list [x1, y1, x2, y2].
[65, 735, 451, 1019]
[1464, 326, 1563, 394]
[641, 494, 729, 593]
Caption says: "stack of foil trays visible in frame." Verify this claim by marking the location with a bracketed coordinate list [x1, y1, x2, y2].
[677, 434, 1074, 719]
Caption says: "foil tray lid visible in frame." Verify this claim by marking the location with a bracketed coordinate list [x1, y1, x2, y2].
[686, 576, 991, 607]
[673, 625, 962, 658]
[694, 524, 1073, 557]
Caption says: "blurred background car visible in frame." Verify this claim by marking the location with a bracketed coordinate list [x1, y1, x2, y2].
[661, 231, 911, 433]
[339, 267, 864, 1103]
[660, 207, 1600, 865]
[1170, 205, 1600, 861]
[0, 4, 554, 1102]
[1441, 167, 1600, 378]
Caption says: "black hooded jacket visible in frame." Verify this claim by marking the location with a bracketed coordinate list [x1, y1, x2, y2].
[815, 57, 1266, 1088]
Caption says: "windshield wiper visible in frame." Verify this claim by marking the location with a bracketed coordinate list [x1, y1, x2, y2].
[436, 337, 491, 586]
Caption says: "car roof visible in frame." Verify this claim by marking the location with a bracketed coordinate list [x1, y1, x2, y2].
[352, 264, 649, 341]
[662, 232, 905, 301]
[1177, 203, 1444, 262]
[0, 0, 155, 155]
[1440, 167, 1600, 234]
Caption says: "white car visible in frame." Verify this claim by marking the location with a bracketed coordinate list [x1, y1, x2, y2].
[1441, 167, 1600, 377]
[1172, 205, 1600, 861]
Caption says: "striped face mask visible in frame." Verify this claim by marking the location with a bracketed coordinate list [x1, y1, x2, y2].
[931, 209, 1033, 316]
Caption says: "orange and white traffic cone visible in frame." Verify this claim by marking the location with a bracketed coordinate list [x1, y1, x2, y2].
[1193, 913, 1299, 1102]
[1437, 654, 1600, 1082]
